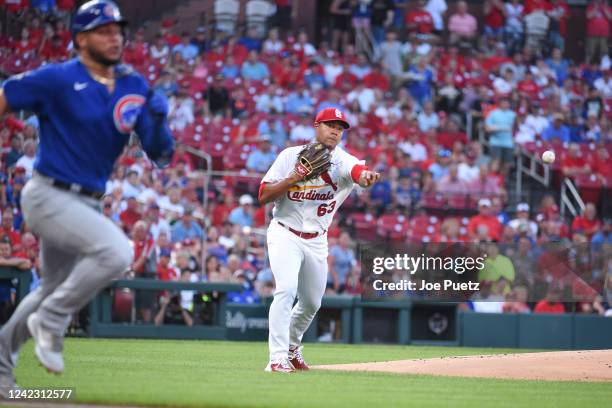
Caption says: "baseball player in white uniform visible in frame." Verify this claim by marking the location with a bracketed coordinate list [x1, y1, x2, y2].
[259, 107, 380, 373]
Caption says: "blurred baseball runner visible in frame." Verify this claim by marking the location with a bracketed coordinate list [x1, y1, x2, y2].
[0, 0, 174, 395]
[259, 107, 380, 373]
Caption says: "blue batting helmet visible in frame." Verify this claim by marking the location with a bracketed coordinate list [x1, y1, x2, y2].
[71, 0, 127, 38]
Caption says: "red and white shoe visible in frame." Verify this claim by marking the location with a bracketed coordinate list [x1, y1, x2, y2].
[264, 358, 295, 373]
[288, 346, 309, 371]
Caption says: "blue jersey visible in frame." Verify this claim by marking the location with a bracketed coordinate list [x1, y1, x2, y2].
[3, 58, 169, 192]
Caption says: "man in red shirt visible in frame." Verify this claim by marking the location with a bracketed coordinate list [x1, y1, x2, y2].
[467, 198, 503, 241]
[561, 143, 591, 177]
[156, 248, 178, 281]
[405, 0, 434, 39]
[571, 203, 601, 239]
[534, 287, 565, 313]
[131, 220, 156, 323]
[363, 63, 390, 91]
[524, 0, 551, 15]
[484, 0, 506, 40]
[517, 71, 541, 100]
[119, 197, 142, 232]
[0, 208, 21, 248]
[586, 0, 612, 64]
[40, 35, 69, 62]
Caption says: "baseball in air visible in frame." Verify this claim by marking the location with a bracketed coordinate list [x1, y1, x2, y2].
[542, 150, 555, 164]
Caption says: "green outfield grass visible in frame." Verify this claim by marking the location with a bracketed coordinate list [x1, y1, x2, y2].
[13, 339, 612, 408]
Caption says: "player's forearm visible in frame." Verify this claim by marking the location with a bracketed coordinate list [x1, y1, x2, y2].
[259, 173, 303, 204]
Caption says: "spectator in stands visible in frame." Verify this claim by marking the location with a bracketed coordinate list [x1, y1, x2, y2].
[586, 0, 612, 64]
[468, 198, 503, 241]
[154, 293, 193, 326]
[592, 219, 612, 249]
[293, 31, 317, 57]
[399, 131, 428, 163]
[561, 143, 591, 177]
[239, 26, 264, 52]
[572, 203, 601, 240]
[171, 206, 204, 243]
[369, 0, 395, 44]
[479, 242, 515, 293]
[290, 115, 316, 142]
[503, 286, 531, 313]
[130, 220, 157, 321]
[0, 236, 31, 323]
[425, 0, 447, 36]
[191, 26, 209, 54]
[168, 89, 195, 131]
[508, 203, 538, 240]
[150, 33, 170, 61]
[5, 134, 24, 169]
[40, 34, 69, 62]
[448, 1, 477, 46]
[118, 195, 140, 230]
[228, 194, 254, 227]
[405, 58, 434, 105]
[593, 146, 612, 181]
[483, 0, 506, 41]
[435, 164, 469, 195]
[546, 48, 569, 86]
[246, 135, 277, 173]
[504, 0, 524, 54]
[485, 97, 516, 174]
[262, 28, 284, 55]
[286, 86, 314, 114]
[541, 113, 570, 142]
[255, 84, 284, 114]
[534, 286, 566, 313]
[241, 50, 270, 81]
[122, 169, 144, 199]
[349, 54, 372, 81]
[205, 74, 230, 117]
[0, 208, 20, 249]
[145, 203, 171, 242]
[154, 70, 179, 97]
[428, 148, 451, 181]
[417, 101, 439, 132]
[220, 56, 240, 80]
[328, 232, 357, 293]
[14, 140, 35, 179]
[405, 0, 435, 40]
[493, 69, 517, 97]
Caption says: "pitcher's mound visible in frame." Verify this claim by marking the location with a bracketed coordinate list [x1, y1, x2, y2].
[315, 349, 612, 382]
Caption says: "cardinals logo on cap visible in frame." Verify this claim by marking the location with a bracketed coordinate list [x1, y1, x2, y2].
[334, 109, 342, 119]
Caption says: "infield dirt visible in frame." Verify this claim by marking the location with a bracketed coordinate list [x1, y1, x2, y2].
[315, 349, 612, 382]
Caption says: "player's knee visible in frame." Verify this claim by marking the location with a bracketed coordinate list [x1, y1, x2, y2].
[274, 285, 298, 301]
[299, 296, 321, 314]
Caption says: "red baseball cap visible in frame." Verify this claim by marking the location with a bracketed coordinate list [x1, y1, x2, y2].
[314, 107, 350, 129]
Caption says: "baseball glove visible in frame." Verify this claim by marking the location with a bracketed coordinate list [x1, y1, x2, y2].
[294, 142, 332, 181]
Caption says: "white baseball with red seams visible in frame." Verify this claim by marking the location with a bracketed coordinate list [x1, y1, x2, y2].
[261, 144, 364, 362]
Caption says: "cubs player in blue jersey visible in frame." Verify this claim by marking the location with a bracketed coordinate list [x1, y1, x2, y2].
[0, 1, 174, 395]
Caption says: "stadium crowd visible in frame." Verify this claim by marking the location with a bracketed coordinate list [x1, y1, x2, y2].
[0, 0, 611, 327]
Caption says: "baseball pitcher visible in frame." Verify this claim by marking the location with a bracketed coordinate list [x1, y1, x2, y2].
[259, 107, 380, 372]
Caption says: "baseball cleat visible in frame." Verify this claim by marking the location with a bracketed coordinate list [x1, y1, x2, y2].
[264, 358, 295, 373]
[26, 313, 64, 374]
[288, 346, 309, 371]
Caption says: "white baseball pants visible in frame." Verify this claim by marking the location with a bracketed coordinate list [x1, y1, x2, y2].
[267, 220, 328, 361]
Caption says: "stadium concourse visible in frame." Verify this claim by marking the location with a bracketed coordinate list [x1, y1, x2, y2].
[0, 0, 611, 330]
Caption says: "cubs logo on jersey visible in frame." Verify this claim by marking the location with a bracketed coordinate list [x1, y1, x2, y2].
[113, 94, 145, 134]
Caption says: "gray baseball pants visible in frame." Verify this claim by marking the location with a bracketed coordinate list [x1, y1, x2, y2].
[0, 175, 133, 375]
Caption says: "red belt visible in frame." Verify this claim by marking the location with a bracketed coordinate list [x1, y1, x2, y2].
[277, 222, 322, 239]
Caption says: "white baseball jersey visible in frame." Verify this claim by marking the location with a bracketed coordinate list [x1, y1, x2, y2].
[261, 145, 363, 233]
